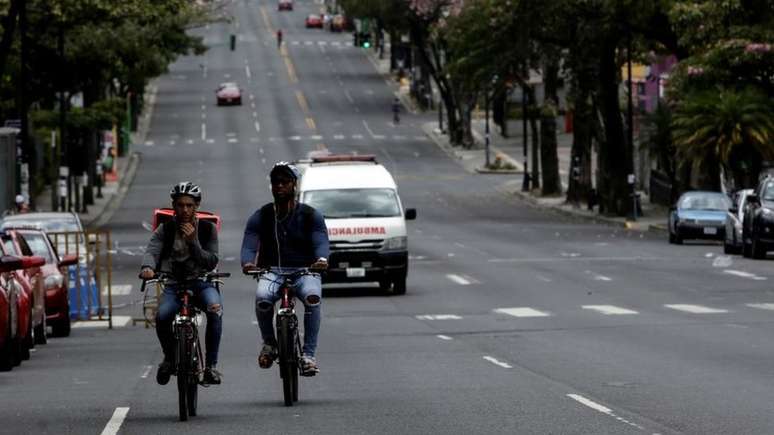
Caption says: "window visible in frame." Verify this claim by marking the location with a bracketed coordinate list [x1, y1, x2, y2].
[303, 188, 401, 219]
[19, 233, 54, 263]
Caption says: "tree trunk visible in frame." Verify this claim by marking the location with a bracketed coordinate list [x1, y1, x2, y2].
[596, 39, 632, 216]
[566, 93, 593, 206]
[0, 0, 21, 77]
[540, 57, 561, 196]
[527, 86, 540, 190]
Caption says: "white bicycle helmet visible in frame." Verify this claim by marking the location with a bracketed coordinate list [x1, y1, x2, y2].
[270, 161, 300, 181]
[170, 181, 202, 202]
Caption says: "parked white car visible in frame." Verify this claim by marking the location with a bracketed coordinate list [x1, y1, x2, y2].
[724, 189, 753, 254]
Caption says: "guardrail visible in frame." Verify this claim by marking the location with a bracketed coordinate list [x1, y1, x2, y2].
[48, 230, 114, 328]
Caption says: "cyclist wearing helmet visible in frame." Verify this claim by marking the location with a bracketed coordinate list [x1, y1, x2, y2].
[140, 182, 223, 385]
[240, 162, 329, 376]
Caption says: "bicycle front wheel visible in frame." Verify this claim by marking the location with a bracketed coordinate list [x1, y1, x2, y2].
[277, 316, 296, 407]
[187, 338, 200, 417]
[176, 329, 190, 421]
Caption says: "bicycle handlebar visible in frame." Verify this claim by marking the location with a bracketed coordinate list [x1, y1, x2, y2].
[243, 267, 322, 279]
[139, 271, 231, 292]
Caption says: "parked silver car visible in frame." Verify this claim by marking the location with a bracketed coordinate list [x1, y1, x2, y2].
[724, 189, 753, 254]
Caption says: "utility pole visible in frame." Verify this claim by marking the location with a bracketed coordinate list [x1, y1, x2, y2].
[627, 33, 637, 220]
[58, 22, 70, 211]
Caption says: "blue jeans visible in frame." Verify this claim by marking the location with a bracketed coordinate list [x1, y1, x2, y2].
[255, 268, 322, 357]
[156, 281, 223, 367]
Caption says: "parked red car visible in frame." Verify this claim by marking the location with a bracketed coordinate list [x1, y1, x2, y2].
[0, 254, 45, 370]
[305, 14, 322, 28]
[4, 228, 77, 338]
[278, 0, 293, 11]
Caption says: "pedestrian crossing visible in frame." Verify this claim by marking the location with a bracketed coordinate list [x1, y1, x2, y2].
[417, 302, 774, 321]
[144, 133, 429, 147]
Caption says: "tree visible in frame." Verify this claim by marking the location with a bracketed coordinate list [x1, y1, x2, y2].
[672, 87, 774, 190]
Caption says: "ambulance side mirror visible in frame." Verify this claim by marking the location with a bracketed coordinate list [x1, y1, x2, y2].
[405, 208, 416, 220]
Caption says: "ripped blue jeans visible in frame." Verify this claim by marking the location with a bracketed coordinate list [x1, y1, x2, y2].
[255, 268, 322, 357]
[156, 281, 223, 367]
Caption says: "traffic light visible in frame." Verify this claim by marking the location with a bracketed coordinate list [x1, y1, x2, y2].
[359, 32, 371, 48]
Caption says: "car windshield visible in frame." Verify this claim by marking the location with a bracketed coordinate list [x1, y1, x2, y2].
[761, 181, 774, 201]
[1, 217, 80, 233]
[679, 193, 731, 211]
[19, 232, 55, 264]
[303, 188, 401, 219]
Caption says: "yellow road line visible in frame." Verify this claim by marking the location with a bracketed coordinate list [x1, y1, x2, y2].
[260, 6, 274, 33]
[296, 91, 309, 113]
[284, 57, 298, 83]
[306, 117, 316, 130]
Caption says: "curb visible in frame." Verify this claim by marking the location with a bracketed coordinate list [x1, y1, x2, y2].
[87, 152, 142, 229]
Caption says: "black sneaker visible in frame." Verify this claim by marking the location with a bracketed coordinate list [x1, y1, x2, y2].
[258, 343, 277, 369]
[203, 366, 222, 385]
[156, 361, 174, 385]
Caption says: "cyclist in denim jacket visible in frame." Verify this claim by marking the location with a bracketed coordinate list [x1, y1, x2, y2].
[140, 182, 223, 386]
[240, 162, 329, 376]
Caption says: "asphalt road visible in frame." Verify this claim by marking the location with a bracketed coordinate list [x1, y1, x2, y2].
[5, 1, 774, 434]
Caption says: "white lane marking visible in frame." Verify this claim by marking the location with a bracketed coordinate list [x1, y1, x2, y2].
[289, 135, 301, 141]
[373, 134, 386, 140]
[201, 123, 206, 140]
[201, 104, 206, 110]
[567, 394, 645, 431]
[254, 121, 261, 133]
[227, 138, 238, 143]
[488, 256, 661, 263]
[724, 270, 767, 280]
[362, 120, 376, 138]
[344, 90, 355, 104]
[310, 135, 323, 140]
[305, 41, 313, 46]
[252, 111, 257, 118]
[169, 140, 176, 146]
[437, 335, 453, 341]
[251, 320, 258, 325]
[140, 365, 153, 378]
[333, 134, 345, 140]
[393, 135, 406, 140]
[245, 65, 251, 78]
[99, 407, 130, 435]
[226, 132, 237, 137]
[664, 304, 729, 314]
[494, 307, 551, 318]
[585, 270, 613, 281]
[352, 134, 364, 140]
[73, 316, 133, 328]
[446, 274, 471, 285]
[250, 94, 255, 100]
[582, 305, 638, 315]
[746, 303, 774, 311]
[103, 284, 132, 296]
[201, 113, 206, 119]
[413, 135, 427, 140]
[206, 139, 214, 144]
[144, 141, 154, 146]
[536, 275, 552, 283]
[415, 314, 462, 320]
[483, 356, 512, 369]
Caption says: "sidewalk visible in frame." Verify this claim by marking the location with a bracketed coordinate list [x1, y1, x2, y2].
[351, 37, 671, 233]
[31, 84, 155, 229]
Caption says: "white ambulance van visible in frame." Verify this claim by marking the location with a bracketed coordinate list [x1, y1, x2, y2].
[295, 155, 416, 294]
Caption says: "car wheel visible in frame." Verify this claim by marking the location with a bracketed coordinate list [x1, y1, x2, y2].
[34, 300, 47, 345]
[752, 235, 767, 259]
[21, 305, 33, 360]
[669, 230, 682, 245]
[723, 239, 733, 255]
[52, 316, 71, 338]
[0, 313, 13, 371]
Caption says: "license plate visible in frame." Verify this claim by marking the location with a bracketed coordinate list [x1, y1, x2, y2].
[346, 267, 365, 278]
[704, 227, 717, 235]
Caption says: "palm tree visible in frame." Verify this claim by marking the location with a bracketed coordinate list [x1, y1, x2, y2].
[672, 87, 774, 190]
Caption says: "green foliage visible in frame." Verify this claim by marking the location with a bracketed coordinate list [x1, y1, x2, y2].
[672, 87, 774, 182]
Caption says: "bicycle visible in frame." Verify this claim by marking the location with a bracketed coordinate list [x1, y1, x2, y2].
[140, 271, 230, 421]
[245, 267, 318, 406]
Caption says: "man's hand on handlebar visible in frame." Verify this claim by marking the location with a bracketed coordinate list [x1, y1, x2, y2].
[242, 262, 262, 275]
[140, 267, 155, 280]
[310, 257, 328, 272]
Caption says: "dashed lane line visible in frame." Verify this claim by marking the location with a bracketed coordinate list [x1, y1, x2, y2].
[664, 304, 729, 314]
[494, 307, 551, 318]
[437, 335, 453, 341]
[746, 303, 774, 311]
[446, 274, 472, 285]
[415, 314, 462, 320]
[99, 407, 130, 435]
[723, 270, 767, 280]
[582, 305, 638, 315]
[483, 356, 512, 369]
[567, 394, 645, 431]
[140, 365, 153, 379]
